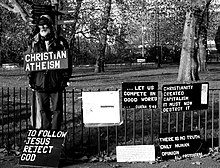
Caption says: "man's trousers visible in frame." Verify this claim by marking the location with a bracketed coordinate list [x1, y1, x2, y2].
[36, 91, 63, 130]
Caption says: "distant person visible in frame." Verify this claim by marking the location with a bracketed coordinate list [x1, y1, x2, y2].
[27, 15, 72, 130]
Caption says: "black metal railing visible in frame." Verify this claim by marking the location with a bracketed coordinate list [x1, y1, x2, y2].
[0, 88, 220, 158]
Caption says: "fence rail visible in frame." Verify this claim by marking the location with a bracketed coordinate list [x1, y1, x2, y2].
[0, 87, 220, 158]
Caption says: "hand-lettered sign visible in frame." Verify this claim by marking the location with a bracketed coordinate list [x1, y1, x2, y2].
[162, 83, 209, 113]
[159, 131, 202, 160]
[82, 91, 123, 127]
[19, 129, 67, 167]
[24, 50, 68, 71]
[116, 145, 155, 162]
[122, 82, 158, 109]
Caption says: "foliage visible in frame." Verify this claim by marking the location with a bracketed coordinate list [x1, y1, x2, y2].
[67, 0, 187, 65]
[0, 7, 31, 64]
[207, 0, 220, 40]
[0, 0, 218, 66]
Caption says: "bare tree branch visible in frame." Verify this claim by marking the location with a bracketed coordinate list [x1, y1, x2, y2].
[23, 0, 33, 5]
[0, 2, 15, 12]
[0, 0, 29, 22]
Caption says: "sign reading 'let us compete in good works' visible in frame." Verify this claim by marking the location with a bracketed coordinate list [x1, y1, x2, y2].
[24, 50, 68, 71]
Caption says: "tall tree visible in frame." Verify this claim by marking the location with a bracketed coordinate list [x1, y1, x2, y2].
[94, 0, 112, 73]
[177, 0, 212, 82]
[0, 10, 2, 66]
[197, 6, 209, 72]
[65, 0, 83, 66]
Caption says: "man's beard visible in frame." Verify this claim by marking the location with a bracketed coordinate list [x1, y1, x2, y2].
[39, 29, 51, 37]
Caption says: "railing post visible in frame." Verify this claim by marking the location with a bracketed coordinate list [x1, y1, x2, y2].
[32, 90, 36, 129]
[7, 88, 9, 149]
[133, 109, 136, 145]
[63, 89, 67, 130]
[72, 89, 75, 160]
[219, 91, 220, 147]
[212, 91, 214, 148]
[1, 88, 4, 147]
[13, 88, 16, 149]
[151, 109, 153, 144]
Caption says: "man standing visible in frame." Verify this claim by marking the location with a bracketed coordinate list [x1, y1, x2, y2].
[28, 15, 71, 130]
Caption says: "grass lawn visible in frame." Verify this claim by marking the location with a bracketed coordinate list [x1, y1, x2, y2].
[1, 63, 220, 90]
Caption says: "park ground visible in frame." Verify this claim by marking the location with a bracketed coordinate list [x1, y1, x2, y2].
[1, 146, 220, 168]
[1, 63, 220, 90]
[1, 63, 220, 167]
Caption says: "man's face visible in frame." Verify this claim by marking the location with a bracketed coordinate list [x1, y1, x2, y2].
[39, 25, 51, 37]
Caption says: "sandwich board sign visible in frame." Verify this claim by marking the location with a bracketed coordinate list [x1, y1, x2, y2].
[122, 82, 158, 109]
[162, 83, 209, 113]
[19, 129, 67, 167]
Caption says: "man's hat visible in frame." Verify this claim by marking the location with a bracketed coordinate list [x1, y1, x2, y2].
[37, 15, 53, 26]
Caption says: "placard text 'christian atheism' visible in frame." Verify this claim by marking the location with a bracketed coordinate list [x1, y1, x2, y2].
[24, 50, 68, 71]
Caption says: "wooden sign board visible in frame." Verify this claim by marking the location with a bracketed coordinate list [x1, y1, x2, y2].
[19, 130, 67, 167]
[159, 131, 202, 160]
[116, 145, 155, 162]
[24, 50, 68, 71]
[162, 83, 209, 113]
[122, 82, 158, 109]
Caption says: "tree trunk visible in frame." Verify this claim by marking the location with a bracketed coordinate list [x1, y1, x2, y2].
[0, 49, 1, 67]
[94, 0, 112, 73]
[197, 7, 209, 72]
[69, 0, 83, 66]
[198, 35, 207, 72]
[177, 0, 211, 81]
[0, 12, 2, 67]
[177, 11, 199, 82]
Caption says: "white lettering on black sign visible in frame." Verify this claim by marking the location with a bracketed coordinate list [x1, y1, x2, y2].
[122, 82, 158, 109]
[159, 131, 202, 160]
[19, 129, 67, 167]
[162, 83, 209, 113]
[24, 50, 68, 71]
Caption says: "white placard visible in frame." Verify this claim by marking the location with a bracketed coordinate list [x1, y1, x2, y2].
[116, 145, 155, 162]
[82, 91, 122, 127]
[201, 83, 208, 104]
